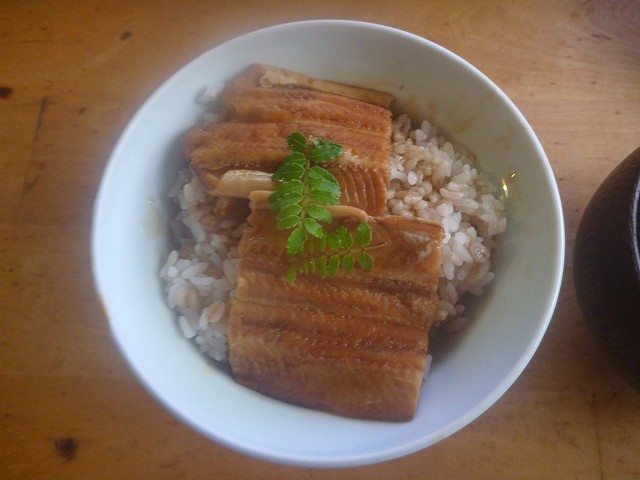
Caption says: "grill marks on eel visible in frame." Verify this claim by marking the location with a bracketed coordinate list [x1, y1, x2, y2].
[184, 64, 393, 216]
[184, 65, 445, 421]
[228, 199, 444, 421]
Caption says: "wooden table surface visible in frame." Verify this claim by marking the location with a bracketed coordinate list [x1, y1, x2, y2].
[2, 1, 640, 478]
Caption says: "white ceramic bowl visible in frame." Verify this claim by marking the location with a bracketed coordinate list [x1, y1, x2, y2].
[92, 20, 564, 467]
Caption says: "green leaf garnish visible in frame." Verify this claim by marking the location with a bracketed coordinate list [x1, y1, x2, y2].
[302, 218, 324, 238]
[287, 265, 298, 285]
[335, 225, 352, 249]
[277, 204, 303, 219]
[328, 255, 340, 276]
[355, 222, 372, 247]
[270, 193, 303, 210]
[308, 167, 341, 204]
[317, 255, 328, 277]
[311, 138, 344, 164]
[287, 131, 307, 153]
[269, 132, 378, 284]
[275, 178, 304, 196]
[305, 204, 333, 223]
[277, 214, 301, 230]
[287, 226, 307, 255]
[358, 252, 374, 271]
[342, 254, 355, 272]
[273, 152, 306, 181]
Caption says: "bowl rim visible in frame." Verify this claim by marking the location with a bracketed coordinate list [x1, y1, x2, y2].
[92, 19, 565, 468]
[632, 153, 640, 278]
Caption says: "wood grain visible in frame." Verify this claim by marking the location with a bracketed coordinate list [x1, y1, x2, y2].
[2, 1, 640, 478]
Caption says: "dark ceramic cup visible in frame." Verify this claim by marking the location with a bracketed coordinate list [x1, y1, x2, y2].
[574, 145, 640, 390]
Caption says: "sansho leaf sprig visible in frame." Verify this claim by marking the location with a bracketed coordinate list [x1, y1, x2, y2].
[268, 132, 376, 284]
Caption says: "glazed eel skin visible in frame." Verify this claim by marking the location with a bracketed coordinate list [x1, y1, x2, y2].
[228, 193, 444, 422]
[184, 64, 394, 216]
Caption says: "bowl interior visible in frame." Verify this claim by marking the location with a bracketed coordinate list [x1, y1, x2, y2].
[92, 20, 564, 467]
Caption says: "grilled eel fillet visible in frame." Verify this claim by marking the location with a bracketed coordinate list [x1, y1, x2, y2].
[228, 192, 444, 422]
[184, 64, 394, 216]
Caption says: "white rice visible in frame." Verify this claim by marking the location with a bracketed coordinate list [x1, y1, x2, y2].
[159, 168, 245, 362]
[388, 114, 506, 332]
[160, 113, 507, 361]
